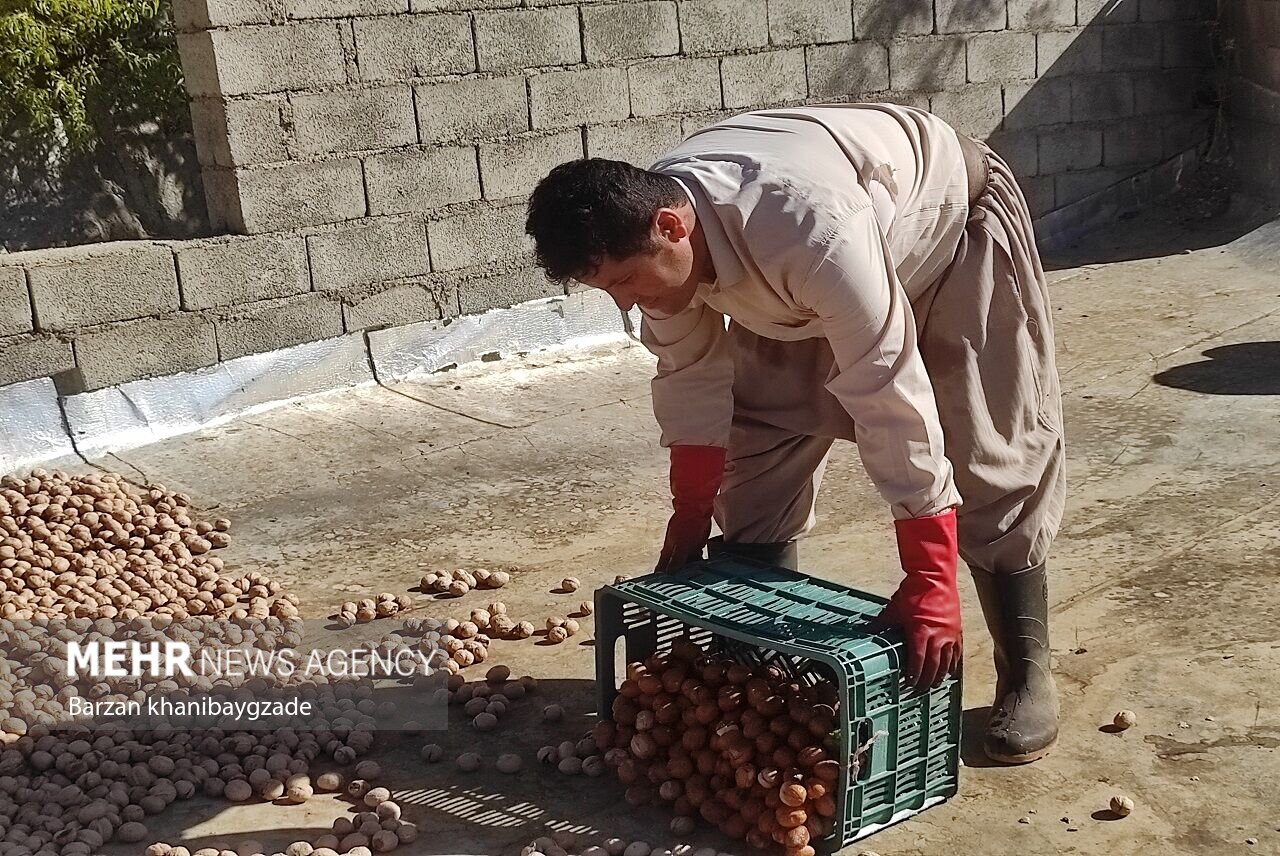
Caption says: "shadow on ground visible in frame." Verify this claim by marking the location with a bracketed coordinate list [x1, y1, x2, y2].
[103, 677, 686, 856]
[1042, 185, 1279, 270]
[960, 706, 1000, 769]
[1153, 342, 1280, 395]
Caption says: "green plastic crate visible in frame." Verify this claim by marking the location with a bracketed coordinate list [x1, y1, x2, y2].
[594, 556, 961, 850]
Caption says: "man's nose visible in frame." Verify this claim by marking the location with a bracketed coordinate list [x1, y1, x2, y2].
[609, 291, 635, 312]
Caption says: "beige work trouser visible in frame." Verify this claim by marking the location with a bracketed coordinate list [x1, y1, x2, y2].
[713, 148, 1066, 575]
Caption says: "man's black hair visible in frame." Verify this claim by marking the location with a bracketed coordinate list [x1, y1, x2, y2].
[526, 158, 685, 283]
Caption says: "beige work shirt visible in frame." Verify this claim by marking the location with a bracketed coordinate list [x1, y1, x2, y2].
[643, 103, 971, 520]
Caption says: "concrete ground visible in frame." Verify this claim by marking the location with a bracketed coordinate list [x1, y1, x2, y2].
[81, 197, 1280, 855]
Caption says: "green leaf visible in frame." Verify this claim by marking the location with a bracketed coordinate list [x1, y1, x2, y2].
[0, 0, 185, 158]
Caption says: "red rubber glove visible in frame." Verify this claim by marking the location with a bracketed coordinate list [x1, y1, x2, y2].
[872, 508, 963, 689]
[655, 445, 727, 573]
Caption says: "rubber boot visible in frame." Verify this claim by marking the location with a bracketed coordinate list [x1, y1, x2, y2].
[971, 563, 1059, 764]
[706, 536, 799, 571]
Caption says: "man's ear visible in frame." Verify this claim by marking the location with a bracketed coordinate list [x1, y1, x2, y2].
[653, 208, 689, 243]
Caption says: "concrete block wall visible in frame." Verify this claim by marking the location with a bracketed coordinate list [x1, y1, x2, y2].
[0, 210, 541, 392]
[1223, 0, 1280, 199]
[175, 0, 1218, 228]
[0, 0, 1220, 394]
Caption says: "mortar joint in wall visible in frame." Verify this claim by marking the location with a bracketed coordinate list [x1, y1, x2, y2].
[473, 145, 487, 202]
[277, 94, 296, 149]
[470, 14, 481, 79]
[303, 232, 318, 293]
[422, 197, 508, 224]
[673, 0, 683, 57]
[577, 5, 586, 65]
[624, 65, 634, 119]
[409, 87, 423, 146]
[525, 75, 535, 131]
[171, 247, 189, 312]
[422, 218, 434, 273]
[452, 254, 535, 283]
[717, 57, 726, 112]
[359, 159, 372, 219]
[342, 19, 360, 84]
[211, 320, 227, 363]
[23, 267, 40, 332]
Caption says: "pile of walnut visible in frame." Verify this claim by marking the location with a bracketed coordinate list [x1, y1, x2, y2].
[335, 593, 413, 626]
[316, 779, 417, 853]
[0, 615, 354, 739]
[0, 642, 393, 854]
[396, 574, 596, 667]
[401, 604, 536, 672]
[418, 667, 539, 774]
[143, 775, 419, 855]
[594, 640, 841, 856]
[419, 568, 509, 597]
[0, 468, 428, 855]
[0, 469, 297, 622]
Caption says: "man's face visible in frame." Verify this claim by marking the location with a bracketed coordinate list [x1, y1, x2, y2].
[579, 209, 701, 317]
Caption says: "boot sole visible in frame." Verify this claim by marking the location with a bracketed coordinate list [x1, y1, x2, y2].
[983, 737, 1057, 765]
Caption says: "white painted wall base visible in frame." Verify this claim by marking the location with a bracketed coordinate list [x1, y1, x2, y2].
[0, 291, 639, 473]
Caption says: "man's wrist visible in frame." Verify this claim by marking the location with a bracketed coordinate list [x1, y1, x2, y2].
[669, 445, 727, 506]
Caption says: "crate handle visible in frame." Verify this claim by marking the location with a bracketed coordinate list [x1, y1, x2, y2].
[852, 717, 876, 781]
[764, 613, 883, 642]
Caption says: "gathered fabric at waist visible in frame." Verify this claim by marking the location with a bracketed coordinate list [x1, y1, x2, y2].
[958, 133, 991, 208]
